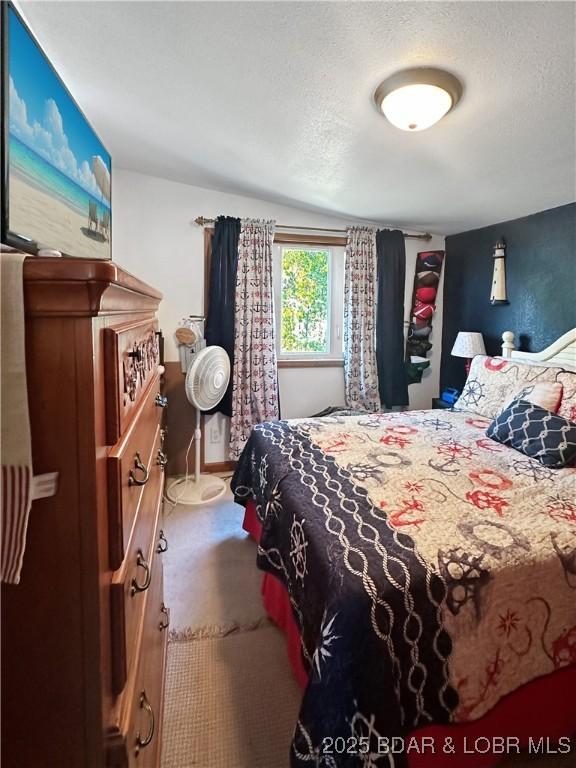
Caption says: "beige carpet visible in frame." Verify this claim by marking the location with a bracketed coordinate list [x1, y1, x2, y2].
[160, 483, 574, 768]
[161, 481, 301, 768]
[162, 626, 301, 768]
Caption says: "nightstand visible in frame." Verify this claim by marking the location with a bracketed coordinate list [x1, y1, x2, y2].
[432, 398, 453, 410]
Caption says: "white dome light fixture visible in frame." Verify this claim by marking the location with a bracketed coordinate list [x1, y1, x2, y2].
[374, 68, 463, 132]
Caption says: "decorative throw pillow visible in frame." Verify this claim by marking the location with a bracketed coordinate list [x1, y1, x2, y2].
[504, 381, 563, 413]
[454, 355, 563, 419]
[486, 399, 576, 468]
[556, 370, 576, 422]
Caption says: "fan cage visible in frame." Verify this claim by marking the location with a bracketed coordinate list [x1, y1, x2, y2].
[185, 346, 230, 411]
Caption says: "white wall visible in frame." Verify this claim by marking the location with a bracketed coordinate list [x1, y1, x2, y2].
[112, 168, 445, 461]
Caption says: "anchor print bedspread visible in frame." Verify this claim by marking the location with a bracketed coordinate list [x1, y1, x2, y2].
[231, 409, 576, 767]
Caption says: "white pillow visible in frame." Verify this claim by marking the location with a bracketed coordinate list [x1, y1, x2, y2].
[504, 381, 563, 412]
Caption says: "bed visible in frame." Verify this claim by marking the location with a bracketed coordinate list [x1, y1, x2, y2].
[231, 330, 576, 768]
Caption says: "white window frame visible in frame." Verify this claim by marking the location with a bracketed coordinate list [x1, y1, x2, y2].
[273, 242, 345, 361]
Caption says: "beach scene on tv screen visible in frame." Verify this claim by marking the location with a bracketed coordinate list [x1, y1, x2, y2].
[7, 7, 111, 259]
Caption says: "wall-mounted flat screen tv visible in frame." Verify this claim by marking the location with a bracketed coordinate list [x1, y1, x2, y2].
[1, 2, 111, 259]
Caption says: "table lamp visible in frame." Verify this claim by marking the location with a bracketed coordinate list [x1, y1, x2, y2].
[451, 331, 486, 376]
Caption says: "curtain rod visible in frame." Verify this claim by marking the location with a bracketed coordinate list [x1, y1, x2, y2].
[194, 216, 432, 241]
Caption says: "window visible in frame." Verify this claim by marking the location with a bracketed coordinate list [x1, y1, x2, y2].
[274, 242, 344, 360]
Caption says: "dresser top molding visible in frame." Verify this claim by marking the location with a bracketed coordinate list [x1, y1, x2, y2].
[20, 256, 162, 317]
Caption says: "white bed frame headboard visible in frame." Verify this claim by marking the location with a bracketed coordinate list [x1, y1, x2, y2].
[501, 328, 576, 369]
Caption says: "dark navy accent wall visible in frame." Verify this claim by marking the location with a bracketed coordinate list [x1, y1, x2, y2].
[440, 203, 576, 392]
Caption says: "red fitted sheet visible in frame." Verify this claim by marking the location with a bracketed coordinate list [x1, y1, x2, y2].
[243, 500, 576, 768]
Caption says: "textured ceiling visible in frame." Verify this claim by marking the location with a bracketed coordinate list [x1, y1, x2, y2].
[19, 1, 576, 234]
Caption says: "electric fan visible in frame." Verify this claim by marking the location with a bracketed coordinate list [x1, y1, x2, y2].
[166, 345, 230, 505]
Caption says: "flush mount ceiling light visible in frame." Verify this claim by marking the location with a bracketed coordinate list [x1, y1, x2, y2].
[373, 68, 463, 132]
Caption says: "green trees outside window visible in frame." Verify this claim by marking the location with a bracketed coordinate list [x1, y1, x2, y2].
[281, 248, 330, 354]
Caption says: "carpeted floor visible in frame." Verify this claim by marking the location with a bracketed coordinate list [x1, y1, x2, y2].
[161, 482, 301, 768]
[160, 482, 574, 768]
[162, 626, 301, 768]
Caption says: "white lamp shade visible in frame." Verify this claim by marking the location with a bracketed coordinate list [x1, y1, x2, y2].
[451, 331, 486, 359]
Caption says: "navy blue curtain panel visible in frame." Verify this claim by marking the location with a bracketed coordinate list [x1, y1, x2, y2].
[205, 216, 241, 417]
[376, 229, 409, 407]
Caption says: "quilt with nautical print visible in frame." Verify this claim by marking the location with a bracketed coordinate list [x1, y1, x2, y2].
[231, 409, 576, 768]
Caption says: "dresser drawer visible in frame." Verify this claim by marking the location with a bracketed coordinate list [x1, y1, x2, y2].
[129, 557, 168, 768]
[108, 380, 165, 569]
[110, 435, 166, 695]
[107, 547, 169, 768]
[105, 318, 161, 444]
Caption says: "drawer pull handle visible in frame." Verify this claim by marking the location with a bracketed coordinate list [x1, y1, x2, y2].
[130, 550, 151, 596]
[128, 453, 149, 487]
[156, 449, 168, 468]
[159, 603, 170, 631]
[157, 529, 168, 554]
[135, 690, 155, 754]
[128, 348, 143, 362]
[155, 394, 168, 408]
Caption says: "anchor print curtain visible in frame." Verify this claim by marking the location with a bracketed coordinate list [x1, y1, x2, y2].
[230, 219, 279, 460]
[343, 226, 381, 411]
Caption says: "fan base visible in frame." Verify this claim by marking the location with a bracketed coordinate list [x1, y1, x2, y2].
[166, 474, 228, 506]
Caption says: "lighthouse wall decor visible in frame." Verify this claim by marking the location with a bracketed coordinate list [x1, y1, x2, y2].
[490, 239, 509, 304]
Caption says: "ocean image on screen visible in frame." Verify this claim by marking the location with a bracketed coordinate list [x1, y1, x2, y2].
[7, 6, 111, 259]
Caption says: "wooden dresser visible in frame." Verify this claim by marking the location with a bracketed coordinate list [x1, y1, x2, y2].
[1, 258, 169, 768]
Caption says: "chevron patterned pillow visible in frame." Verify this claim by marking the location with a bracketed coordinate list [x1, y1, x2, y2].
[486, 399, 576, 468]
